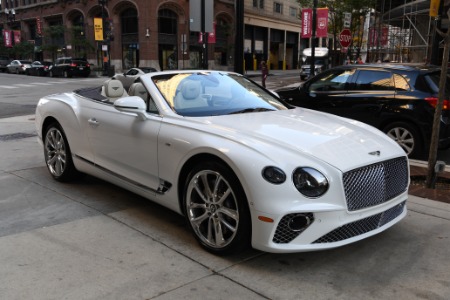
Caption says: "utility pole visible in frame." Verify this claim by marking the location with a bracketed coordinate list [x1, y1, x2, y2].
[234, 0, 244, 74]
[310, 0, 318, 79]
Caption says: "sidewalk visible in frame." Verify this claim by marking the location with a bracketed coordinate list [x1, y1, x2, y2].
[1, 115, 450, 299]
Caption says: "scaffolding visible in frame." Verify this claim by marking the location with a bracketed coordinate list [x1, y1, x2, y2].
[372, 0, 446, 63]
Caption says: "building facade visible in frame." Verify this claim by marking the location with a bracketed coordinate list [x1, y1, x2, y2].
[0, 0, 302, 72]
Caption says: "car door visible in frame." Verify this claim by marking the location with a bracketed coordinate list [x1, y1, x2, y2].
[291, 68, 355, 110]
[340, 69, 396, 127]
[79, 98, 163, 192]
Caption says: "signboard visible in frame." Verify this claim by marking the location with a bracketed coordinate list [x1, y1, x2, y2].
[94, 18, 103, 41]
[190, 0, 214, 32]
[36, 17, 42, 35]
[339, 29, 352, 48]
[316, 8, 328, 38]
[301, 8, 312, 38]
[2, 30, 13, 48]
[344, 12, 351, 28]
[430, 0, 441, 17]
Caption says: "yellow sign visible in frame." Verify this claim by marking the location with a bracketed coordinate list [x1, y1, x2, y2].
[94, 18, 104, 41]
[430, 0, 440, 17]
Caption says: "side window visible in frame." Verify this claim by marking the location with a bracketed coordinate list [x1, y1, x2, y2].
[393, 74, 410, 91]
[309, 69, 354, 92]
[353, 70, 394, 91]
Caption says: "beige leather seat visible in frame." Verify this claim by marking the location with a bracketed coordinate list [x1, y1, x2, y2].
[101, 78, 128, 102]
[128, 82, 148, 100]
[174, 80, 207, 109]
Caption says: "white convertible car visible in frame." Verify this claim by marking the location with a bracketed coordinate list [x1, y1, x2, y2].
[35, 70, 409, 254]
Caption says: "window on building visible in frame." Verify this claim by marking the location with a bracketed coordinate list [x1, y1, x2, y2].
[253, 0, 264, 9]
[289, 7, 297, 17]
[274, 2, 283, 14]
[158, 9, 177, 35]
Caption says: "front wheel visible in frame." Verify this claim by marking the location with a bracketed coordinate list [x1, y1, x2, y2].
[383, 121, 424, 159]
[43, 123, 79, 181]
[183, 161, 251, 255]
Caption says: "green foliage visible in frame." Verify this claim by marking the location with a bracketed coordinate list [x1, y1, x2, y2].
[70, 26, 95, 58]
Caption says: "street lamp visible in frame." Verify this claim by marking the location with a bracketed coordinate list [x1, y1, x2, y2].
[4, 8, 16, 25]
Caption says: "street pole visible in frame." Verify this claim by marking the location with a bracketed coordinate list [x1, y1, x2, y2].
[234, 0, 244, 74]
[201, 0, 208, 69]
[310, 0, 318, 79]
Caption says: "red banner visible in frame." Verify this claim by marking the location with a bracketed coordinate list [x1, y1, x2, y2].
[2, 30, 13, 48]
[36, 17, 42, 35]
[13, 30, 21, 44]
[301, 9, 312, 38]
[369, 27, 388, 47]
[198, 23, 216, 44]
[316, 8, 329, 38]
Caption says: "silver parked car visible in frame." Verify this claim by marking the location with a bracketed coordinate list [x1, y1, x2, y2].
[6, 60, 32, 74]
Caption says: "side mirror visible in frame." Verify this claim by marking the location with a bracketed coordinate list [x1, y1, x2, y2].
[114, 96, 147, 120]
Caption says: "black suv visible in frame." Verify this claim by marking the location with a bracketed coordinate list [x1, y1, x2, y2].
[275, 64, 450, 159]
[49, 57, 90, 78]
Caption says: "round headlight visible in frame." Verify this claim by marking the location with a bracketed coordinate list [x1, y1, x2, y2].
[262, 166, 286, 184]
[293, 167, 328, 198]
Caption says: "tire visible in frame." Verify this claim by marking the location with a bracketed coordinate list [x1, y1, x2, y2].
[43, 123, 79, 182]
[63, 70, 69, 78]
[49, 70, 54, 77]
[383, 121, 424, 159]
[183, 161, 251, 255]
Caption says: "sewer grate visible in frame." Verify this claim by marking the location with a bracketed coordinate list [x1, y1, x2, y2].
[0, 132, 37, 141]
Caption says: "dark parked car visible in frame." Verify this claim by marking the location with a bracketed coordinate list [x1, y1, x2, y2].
[275, 64, 450, 159]
[49, 57, 91, 78]
[6, 60, 32, 74]
[0, 56, 12, 72]
[26, 61, 53, 76]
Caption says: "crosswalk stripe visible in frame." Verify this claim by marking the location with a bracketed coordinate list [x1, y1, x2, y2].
[15, 84, 37, 87]
[0, 85, 18, 89]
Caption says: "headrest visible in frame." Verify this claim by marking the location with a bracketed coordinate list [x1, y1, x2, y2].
[129, 83, 148, 100]
[181, 80, 201, 100]
[103, 79, 124, 98]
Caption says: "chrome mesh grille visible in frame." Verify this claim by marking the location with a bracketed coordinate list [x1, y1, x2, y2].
[313, 201, 406, 244]
[343, 157, 408, 211]
[273, 213, 314, 244]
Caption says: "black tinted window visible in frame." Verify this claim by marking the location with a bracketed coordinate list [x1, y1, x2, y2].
[309, 69, 354, 92]
[353, 70, 394, 90]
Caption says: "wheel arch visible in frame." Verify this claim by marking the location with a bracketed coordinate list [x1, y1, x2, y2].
[176, 153, 247, 215]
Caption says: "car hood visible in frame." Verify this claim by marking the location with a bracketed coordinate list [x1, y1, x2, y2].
[198, 108, 403, 172]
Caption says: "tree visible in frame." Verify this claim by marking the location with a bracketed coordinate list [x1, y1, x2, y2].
[41, 25, 66, 61]
[70, 26, 95, 59]
[426, 9, 450, 189]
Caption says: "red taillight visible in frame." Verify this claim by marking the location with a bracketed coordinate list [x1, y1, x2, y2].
[44, 66, 49, 70]
[425, 97, 450, 110]
[86, 63, 90, 67]
[70, 63, 77, 67]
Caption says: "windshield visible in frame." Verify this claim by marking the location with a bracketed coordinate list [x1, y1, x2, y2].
[153, 72, 288, 116]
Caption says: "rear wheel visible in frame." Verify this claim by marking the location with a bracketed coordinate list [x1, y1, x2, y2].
[183, 161, 251, 255]
[383, 121, 424, 159]
[63, 70, 69, 78]
[43, 123, 79, 182]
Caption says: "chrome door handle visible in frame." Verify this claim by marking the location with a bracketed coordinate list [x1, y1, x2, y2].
[88, 118, 99, 126]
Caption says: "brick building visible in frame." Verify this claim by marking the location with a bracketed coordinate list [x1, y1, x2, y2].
[0, 0, 303, 72]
